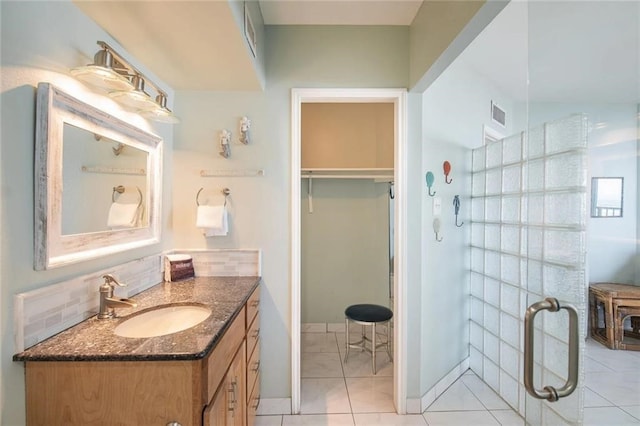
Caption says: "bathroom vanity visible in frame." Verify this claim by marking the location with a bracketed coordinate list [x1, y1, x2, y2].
[14, 277, 260, 426]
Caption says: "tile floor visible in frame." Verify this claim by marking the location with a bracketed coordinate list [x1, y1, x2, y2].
[256, 333, 640, 425]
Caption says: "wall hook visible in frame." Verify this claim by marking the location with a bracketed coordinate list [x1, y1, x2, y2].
[112, 143, 125, 156]
[239, 116, 251, 144]
[433, 217, 443, 242]
[219, 129, 231, 158]
[453, 195, 464, 227]
[425, 171, 436, 196]
[443, 161, 452, 184]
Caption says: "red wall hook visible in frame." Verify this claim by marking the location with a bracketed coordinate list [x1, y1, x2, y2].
[443, 161, 452, 184]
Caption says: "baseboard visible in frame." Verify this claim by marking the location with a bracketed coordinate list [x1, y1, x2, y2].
[257, 398, 292, 415]
[406, 357, 470, 414]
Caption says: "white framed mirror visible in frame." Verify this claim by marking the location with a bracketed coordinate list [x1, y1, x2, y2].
[590, 177, 624, 218]
[35, 83, 162, 270]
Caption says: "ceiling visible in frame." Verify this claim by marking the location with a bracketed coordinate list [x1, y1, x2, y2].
[74, 0, 424, 91]
[458, 1, 640, 103]
[260, 0, 423, 25]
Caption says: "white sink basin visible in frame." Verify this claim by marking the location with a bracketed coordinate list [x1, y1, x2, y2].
[114, 304, 211, 338]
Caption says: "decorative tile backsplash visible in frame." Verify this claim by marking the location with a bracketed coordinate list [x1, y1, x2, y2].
[14, 255, 163, 353]
[14, 249, 261, 353]
[168, 249, 261, 277]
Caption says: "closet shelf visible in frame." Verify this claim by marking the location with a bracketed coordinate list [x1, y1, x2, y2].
[301, 168, 393, 181]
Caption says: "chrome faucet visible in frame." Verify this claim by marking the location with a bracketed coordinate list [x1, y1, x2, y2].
[98, 274, 138, 319]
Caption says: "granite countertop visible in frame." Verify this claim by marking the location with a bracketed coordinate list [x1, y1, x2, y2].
[13, 276, 260, 362]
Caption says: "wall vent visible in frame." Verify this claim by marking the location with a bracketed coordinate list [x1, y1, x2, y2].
[491, 101, 506, 127]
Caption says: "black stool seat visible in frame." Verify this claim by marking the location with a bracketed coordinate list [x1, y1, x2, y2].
[345, 304, 393, 323]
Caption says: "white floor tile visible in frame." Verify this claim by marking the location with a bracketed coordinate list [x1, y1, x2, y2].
[302, 333, 339, 353]
[585, 340, 640, 372]
[342, 349, 393, 377]
[461, 374, 510, 410]
[256, 415, 284, 426]
[586, 371, 640, 406]
[489, 409, 524, 426]
[583, 407, 640, 425]
[302, 352, 344, 378]
[584, 387, 615, 407]
[300, 378, 352, 414]
[282, 414, 355, 425]
[425, 381, 486, 412]
[345, 377, 395, 413]
[423, 410, 500, 425]
[584, 355, 615, 373]
[621, 406, 640, 421]
[354, 413, 427, 425]
[303, 324, 328, 333]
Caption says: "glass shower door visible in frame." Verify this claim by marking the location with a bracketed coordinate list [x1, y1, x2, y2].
[522, 115, 589, 425]
[523, 1, 639, 423]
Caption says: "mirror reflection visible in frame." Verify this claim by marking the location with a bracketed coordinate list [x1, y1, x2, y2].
[62, 124, 148, 235]
[591, 177, 623, 217]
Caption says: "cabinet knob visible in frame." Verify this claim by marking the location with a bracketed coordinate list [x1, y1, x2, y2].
[166, 423, 182, 426]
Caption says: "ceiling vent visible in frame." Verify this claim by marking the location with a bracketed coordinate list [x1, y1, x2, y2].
[491, 101, 506, 127]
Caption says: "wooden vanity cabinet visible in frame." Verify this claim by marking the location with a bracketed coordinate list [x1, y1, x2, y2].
[23, 285, 260, 426]
[203, 285, 260, 426]
[204, 341, 246, 426]
[245, 287, 261, 426]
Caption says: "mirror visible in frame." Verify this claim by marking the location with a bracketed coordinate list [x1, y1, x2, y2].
[35, 83, 162, 270]
[591, 177, 623, 218]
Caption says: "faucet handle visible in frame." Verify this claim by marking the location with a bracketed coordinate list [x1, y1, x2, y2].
[102, 274, 126, 287]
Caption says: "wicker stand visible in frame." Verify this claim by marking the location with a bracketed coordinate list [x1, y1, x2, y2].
[589, 282, 640, 351]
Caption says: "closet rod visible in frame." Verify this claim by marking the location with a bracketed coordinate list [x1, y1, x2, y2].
[301, 175, 393, 180]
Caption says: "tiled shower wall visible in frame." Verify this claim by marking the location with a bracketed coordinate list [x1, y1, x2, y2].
[14, 249, 260, 353]
[469, 114, 588, 423]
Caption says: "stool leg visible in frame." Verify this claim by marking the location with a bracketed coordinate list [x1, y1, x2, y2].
[344, 318, 350, 363]
[361, 325, 365, 352]
[372, 322, 377, 375]
[387, 322, 393, 362]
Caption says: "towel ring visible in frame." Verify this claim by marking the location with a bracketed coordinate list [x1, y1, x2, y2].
[196, 187, 230, 206]
[112, 185, 143, 208]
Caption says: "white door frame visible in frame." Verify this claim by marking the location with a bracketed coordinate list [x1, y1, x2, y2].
[290, 88, 408, 414]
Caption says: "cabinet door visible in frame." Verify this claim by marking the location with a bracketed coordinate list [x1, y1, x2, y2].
[203, 385, 229, 426]
[227, 342, 247, 426]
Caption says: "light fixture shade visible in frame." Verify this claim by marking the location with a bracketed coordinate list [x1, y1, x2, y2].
[109, 75, 158, 110]
[140, 94, 180, 124]
[70, 49, 134, 91]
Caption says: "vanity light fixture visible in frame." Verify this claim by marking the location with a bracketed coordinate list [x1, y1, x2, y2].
[71, 41, 179, 124]
[70, 44, 134, 91]
[139, 93, 180, 124]
[109, 74, 158, 110]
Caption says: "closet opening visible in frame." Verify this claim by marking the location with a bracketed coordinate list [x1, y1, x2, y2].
[290, 89, 408, 414]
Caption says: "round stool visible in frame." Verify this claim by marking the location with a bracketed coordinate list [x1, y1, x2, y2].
[344, 304, 393, 374]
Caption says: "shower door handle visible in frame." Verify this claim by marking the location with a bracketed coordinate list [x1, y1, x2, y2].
[524, 297, 579, 402]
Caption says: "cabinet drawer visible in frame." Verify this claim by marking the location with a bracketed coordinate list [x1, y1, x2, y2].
[246, 339, 260, 397]
[246, 286, 260, 330]
[247, 309, 260, 358]
[205, 307, 246, 403]
[246, 372, 260, 426]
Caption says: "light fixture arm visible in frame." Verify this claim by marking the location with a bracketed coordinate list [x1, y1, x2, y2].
[96, 41, 168, 100]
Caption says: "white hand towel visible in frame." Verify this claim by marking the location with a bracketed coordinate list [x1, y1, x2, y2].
[107, 202, 140, 228]
[196, 205, 228, 236]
